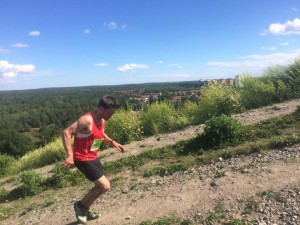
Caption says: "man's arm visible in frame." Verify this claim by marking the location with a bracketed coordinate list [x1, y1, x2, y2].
[61, 121, 77, 167]
[61, 115, 92, 167]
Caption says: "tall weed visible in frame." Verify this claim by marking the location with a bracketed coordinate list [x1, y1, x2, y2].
[6, 138, 65, 175]
[196, 84, 241, 123]
[106, 109, 142, 144]
[140, 102, 187, 136]
[239, 75, 276, 109]
[0, 154, 16, 176]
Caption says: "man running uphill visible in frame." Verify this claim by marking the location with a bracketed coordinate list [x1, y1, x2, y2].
[62, 95, 125, 224]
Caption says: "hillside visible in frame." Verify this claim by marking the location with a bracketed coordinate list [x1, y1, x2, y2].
[1, 99, 300, 225]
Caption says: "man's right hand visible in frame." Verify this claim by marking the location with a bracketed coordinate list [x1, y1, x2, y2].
[63, 155, 74, 168]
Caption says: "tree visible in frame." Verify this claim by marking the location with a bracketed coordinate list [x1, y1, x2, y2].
[0, 130, 35, 157]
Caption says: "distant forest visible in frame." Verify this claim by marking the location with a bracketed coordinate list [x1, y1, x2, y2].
[0, 81, 204, 157]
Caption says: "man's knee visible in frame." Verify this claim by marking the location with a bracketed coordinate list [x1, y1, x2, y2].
[99, 182, 110, 192]
[95, 176, 110, 192]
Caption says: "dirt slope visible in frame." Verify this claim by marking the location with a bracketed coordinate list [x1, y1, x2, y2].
[2, 99, 300, 225]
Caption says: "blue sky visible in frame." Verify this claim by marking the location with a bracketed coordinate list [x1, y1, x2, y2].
[0, 0, 299, 91]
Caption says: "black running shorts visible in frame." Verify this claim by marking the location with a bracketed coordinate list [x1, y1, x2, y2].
[74, 158, 104, 182]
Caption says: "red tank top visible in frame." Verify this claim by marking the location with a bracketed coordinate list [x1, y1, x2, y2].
[73, 112, 104, 161]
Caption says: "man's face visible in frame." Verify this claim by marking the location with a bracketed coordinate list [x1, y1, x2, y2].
[101, 107, 116, 120]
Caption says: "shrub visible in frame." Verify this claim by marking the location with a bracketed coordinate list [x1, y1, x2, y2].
[0, 154, 16, 176]
[182, 101, 202, 125]
[239, 75, 276, 109]
[204, 115, 242, 147]
[293, 105, 300, 121]
[140, 102, 187, 136]
[0, 130, 35, 157]
[195, 84, 241, 123]
[6, 138, 65, 175]
[19, 170, 44, 196]
[0, 188, 9, 202]
[105, 109, 142, 144]
[46, 163, 84, 189]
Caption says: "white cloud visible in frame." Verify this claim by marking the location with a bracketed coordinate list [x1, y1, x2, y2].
[28, 30, 40, 36]
[0, 61, 36, 78]
[104, 21, 117, 30]
[259, 30, 268, 36]
[280, 42, 289, 46]
[103, 22, 128, 30]
[145, 73, 191, 78]
[121, 24, 128, 30]
[169, 63, 184, 69]
[157, 60, 164, 64]
[84, 29, 91, 34]
[12, 43, 29, 48]
[0, 47, 10, 54]
[206, 50, 300, 70]
[117, 63, 148, 72]
[95, 63, 109, 67]
[261, 46, 277, 50]
[269, 18, 300, 35]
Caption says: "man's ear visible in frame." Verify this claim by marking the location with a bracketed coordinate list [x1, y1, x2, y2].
[98, 106, 105, 113]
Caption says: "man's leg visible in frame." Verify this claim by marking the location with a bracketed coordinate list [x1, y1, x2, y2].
[80, 175, 111, 208]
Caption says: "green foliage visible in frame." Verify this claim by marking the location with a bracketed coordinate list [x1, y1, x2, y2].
[43, 196, 58, 207]
[204, 115, 243, 147]
[189, 84, 241, 124]
[38, 124, 60, 145]
[0, 154, 16, 176]
[19, 170, 43, 196]
[139, 220, 152, 225]
[141, 102, 187, 136]
[0, 188, 9, 202]
[260, 188, 281, 202]
[106, 109, 142, 144]
[139, 217, 180, 225]
[46, 163, 85, 189]
[285, 58, 300, 98]
[143, 162, 191, 177]
[239, 75, 276, 109]
[6, 138, 65, 175]
[181, 101, 201, 125]
[243, 197, 259, 214]
[153, 217, 180, 225]
[293, 105, 300, 120]
[0, 130, 35, 157]
[0, 206, 13, 220]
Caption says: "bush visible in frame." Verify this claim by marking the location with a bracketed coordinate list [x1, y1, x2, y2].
[0, 188, 9, 202]
[0, 130, 35, 157]
[140, 102, 187, 136]
[19, 170, 43, 196]
[46, 163, 84, 189]
[293, 105, 300, 121]
[204, 115, 242, 147]
[239, 75, 276, 109]
[182, 101, 202, 125]
[195, 84, 241, 123]
[106, 109, 142, 144]
[6, 138, 65, 175]
[0, 154, 16, 176]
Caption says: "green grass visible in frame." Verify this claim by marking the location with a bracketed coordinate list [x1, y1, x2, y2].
[5, 138, 65, 176]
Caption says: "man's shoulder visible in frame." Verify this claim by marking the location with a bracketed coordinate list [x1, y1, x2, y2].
[78, 113, 93, 125]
